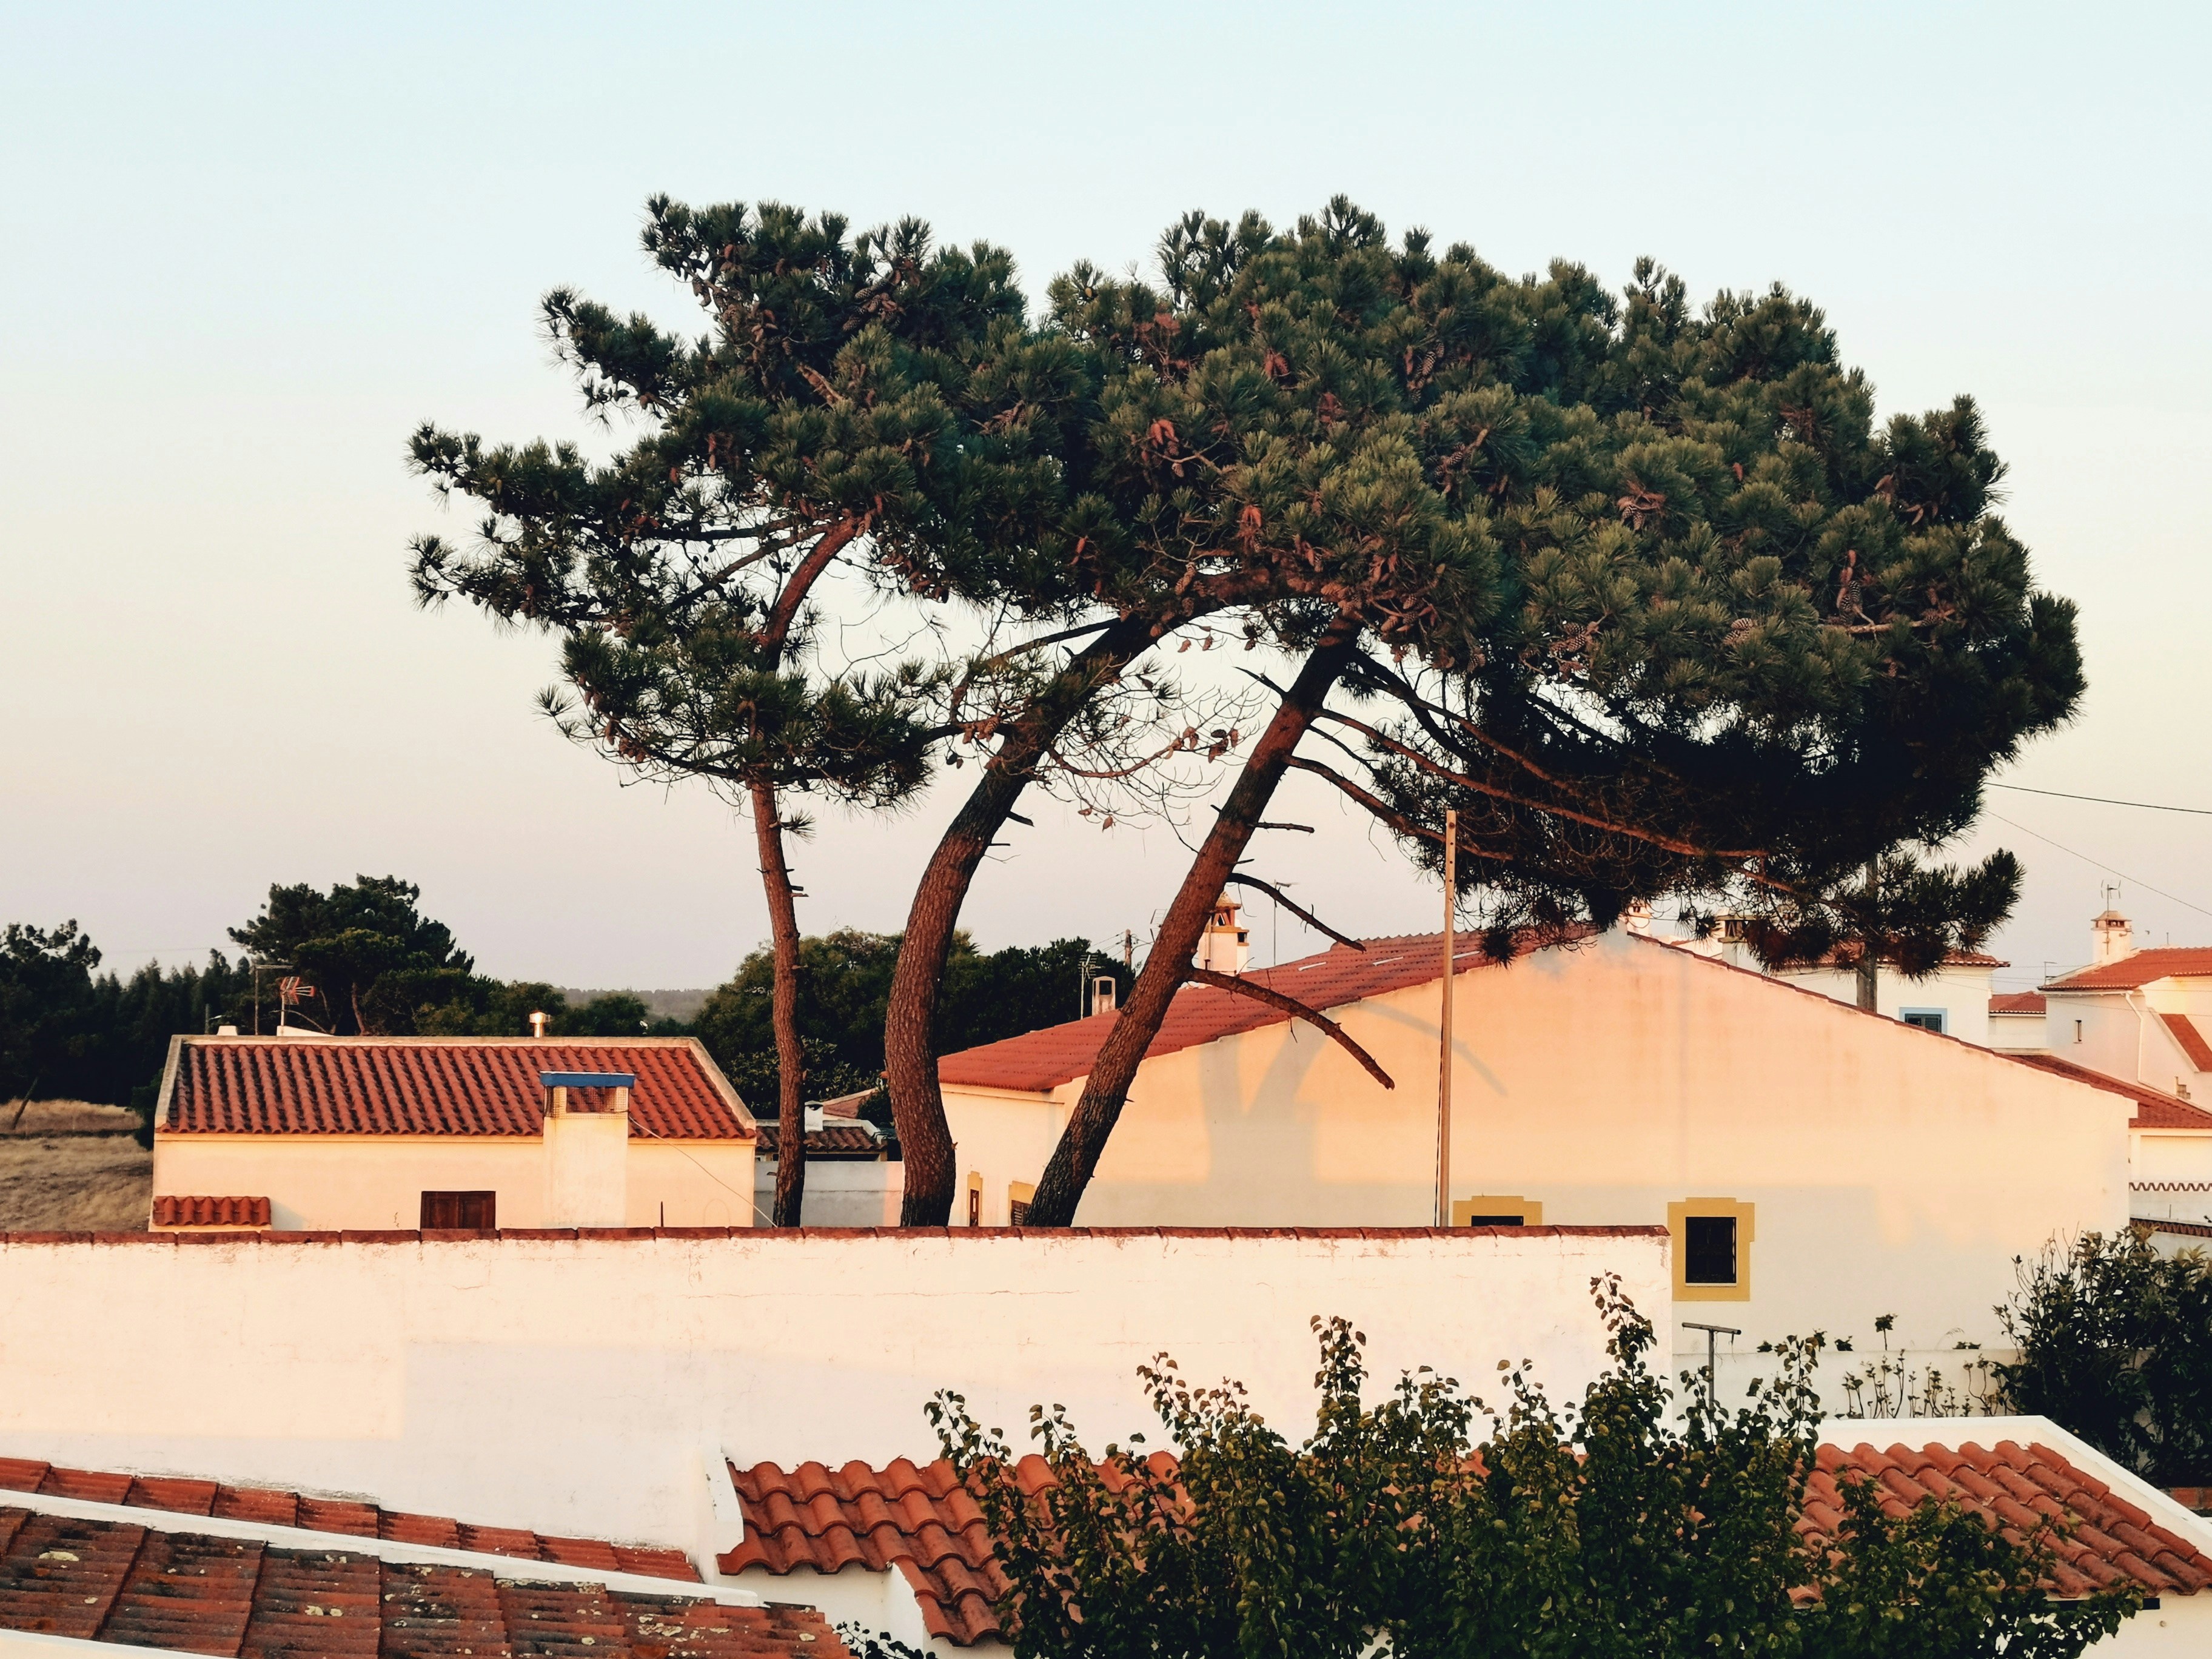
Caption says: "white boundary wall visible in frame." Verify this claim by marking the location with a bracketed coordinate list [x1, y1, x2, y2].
[0, 1226, 1663, 1555]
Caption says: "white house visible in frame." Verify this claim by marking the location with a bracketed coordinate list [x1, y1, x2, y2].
[148, 1034, 757, 1231]
[1991, 991, 2049, 1051]
[2003, 1049, 2212, 1243]
[937, 926, 2136, 1378]
[752, 1090, 905, 1225]
[2027, 911, 2212, 1105]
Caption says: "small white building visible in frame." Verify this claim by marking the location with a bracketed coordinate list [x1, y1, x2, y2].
[1989, 990, 2049, 1051]
[149, 1034, 757, 1231]
[938, 927, 2135, 1376]
[2028, 911, 2212, 1105]
[752, 1091, 904, 1225]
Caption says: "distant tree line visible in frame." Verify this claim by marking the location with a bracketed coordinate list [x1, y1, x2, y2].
[0, 874, 1127, 1145]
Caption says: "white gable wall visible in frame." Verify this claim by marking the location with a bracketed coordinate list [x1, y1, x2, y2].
[944, 931, 2131, 1379]
[150, 1133, 757, 1229]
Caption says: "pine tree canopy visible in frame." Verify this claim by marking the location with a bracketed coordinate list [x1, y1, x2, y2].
[1050, 204, 2082, 968]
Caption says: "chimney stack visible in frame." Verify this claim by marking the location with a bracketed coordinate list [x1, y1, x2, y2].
[2093, 908, 2134, 965]
[537, 1070, 632, 1226]
[528, 1010, 549, 1039]
[1194, 893, 1252, 975]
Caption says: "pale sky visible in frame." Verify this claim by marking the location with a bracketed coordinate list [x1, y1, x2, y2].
[5, 2, 2208, 993]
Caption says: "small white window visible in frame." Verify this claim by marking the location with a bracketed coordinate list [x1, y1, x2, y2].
[1900, 1008, 1946, 1034]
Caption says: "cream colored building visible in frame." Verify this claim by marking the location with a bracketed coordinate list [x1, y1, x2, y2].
[939, 927, 2143, 1375]
[149, 1034, 757, 1230]
[2018, 911, 2212, 1101]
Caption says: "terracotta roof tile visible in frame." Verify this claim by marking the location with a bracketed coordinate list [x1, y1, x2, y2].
[1809, 1439, 2212, 1597]
[2163, 1014, 2212, 1072]
[152, 1195, 272, 1228]
[2047, 949, 2212, 991]
[2008, 1052, 2212, 1129]
[754, 1124, 886, 1158]
[1991, 992, 2048, 1015]
[0, 1510, 146, 1638]
[102, 1527, 264, 1655]
[125, 1476, 219, 1515]
[165, 1038, 751, 1141]
[940, 931, 1576, 1093]
[0, 1459, 702, 1589]
[0, 1500, 853, 1658]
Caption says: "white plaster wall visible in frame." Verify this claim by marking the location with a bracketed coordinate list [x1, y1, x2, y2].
[1988, 1011, 2048, 1052]
[2132, 1132, 2212, 1225]
[2058, 994, 2154, 1088]
[150, 1134, 755, 1230]
[751, 1159, 903, 1226]
[0, 1227, 1661, 1555]
[1772, 962, 1994, 1047]
[943, 931, 2131, 1373]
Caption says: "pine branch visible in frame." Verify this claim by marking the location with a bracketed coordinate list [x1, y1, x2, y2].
[1185, 968, 1393, 1089]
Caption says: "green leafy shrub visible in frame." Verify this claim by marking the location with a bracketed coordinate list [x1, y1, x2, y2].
[931, 1280, 2134, 1658]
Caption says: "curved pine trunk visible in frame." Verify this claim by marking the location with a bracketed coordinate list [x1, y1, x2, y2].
[883, 619, 1157, 1225]
[751, 777, 809, 1227]
[1024, 626, 1361, 1227]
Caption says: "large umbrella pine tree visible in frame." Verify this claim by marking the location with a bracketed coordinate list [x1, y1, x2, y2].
[1021, 218, 2083, 1226]
[410, 200, 1039, 1224]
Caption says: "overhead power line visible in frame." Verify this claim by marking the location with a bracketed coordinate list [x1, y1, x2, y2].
[1984, 812, 2212, 923]
[1990, 783, 2212, 817]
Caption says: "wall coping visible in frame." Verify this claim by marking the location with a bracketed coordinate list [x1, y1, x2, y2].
[0, 1224, 1669, 1248]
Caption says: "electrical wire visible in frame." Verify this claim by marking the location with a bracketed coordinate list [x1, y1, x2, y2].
[1990, 784, 2212, 817]
[1983, 812, 2212, 923]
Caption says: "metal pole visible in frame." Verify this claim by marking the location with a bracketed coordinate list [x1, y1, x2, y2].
[1437, 807, 1457, 1227]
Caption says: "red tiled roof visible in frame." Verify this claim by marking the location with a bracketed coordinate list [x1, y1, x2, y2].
[2047, 949, 2212, 991]
[939, 932, 1575, 1094]
[0, 1502, 847, 1658]
[164, 1038, 751, 1140]
[1807, 1439, 2212, 1598]
[1991, 993, 2048, 1016]
[723, 1455, 1181, 1646]
[2163, 1013, 2212, 1072]
[722, 1457, 1003, 1645]
[754, 1124, 886, 1158]
[0, 1459, 699, 1582]
[2007, 1053, 2212, 1130]
[153, 1196, 270, 1228]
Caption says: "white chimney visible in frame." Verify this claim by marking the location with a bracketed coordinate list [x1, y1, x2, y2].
[1091, 974, 1118, 1015]
[1195, 893, 1251, 975]
[528, 1010, 549, 1038]
[539, 1070, 631, 1227]
[2092, 909, 2134, 965]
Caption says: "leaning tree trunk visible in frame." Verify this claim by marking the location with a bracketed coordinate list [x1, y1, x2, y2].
[1024, 624, 1361, 1227]
[750, 777, 810, 1227]
[742, 519, 859, 1227]
[883, 618, 1158, 1225]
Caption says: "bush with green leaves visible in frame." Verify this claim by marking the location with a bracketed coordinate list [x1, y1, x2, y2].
[930, 1281, 2134, 1659]
[1997, 1228, 2212, 1487]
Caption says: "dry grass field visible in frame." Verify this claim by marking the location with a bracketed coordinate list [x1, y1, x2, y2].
[0, 1101, 150, 1232]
